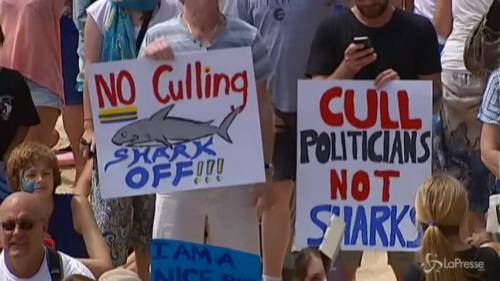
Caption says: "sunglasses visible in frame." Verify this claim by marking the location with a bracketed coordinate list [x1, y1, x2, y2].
[1, 219, 36, 231]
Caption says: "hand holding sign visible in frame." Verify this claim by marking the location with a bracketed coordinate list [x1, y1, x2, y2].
[374, 69, 400, 90]
[80, 128, 96, 159]
[144, 37, 175, 61]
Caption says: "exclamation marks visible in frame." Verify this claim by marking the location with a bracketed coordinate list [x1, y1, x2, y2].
[216, 158, 224, 182]
[205, 160, 215, 183]
[193, 158, 225, 185]
[195, 161, 204, 184]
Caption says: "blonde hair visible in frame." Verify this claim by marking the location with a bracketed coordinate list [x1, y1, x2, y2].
[415, 174, 468, 281]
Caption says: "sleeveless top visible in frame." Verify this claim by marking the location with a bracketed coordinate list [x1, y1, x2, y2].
[48, 194, 89, 259]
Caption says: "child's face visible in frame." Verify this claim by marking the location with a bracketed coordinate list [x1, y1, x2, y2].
[20, 161, 54, 196]
[305, 256, 327, 281]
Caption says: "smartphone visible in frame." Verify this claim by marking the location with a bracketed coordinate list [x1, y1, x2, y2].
[353, 36, 372, 50]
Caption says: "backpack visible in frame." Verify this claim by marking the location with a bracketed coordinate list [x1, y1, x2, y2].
[46, 247, 63, 281]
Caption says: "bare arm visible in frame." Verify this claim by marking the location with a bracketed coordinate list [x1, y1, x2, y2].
[252, 80, 275, 216]
[74, 159, 93, 197]
[434, 0, 453, 39]
[480, 123, 500, 177]
[419, 73, 442, 114]
[257, 81, 274, 164]
[72, 195, 113, 278]
[81, 15, 103, 155]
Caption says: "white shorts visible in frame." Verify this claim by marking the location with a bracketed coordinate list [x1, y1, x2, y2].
[153, 185, 260, 255]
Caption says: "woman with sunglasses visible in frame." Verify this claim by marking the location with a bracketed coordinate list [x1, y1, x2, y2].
[6, 142, 112, 278]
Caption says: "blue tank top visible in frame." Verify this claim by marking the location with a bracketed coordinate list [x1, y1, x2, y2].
[48, 194, 89, 258]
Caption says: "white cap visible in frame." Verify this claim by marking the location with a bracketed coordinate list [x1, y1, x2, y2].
[486, 195, 500, 234]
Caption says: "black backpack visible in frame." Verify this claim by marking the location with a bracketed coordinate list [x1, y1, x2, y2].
[46, 248, 63, 281]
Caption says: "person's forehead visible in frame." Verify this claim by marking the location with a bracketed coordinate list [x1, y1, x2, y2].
[1, 205, 39, 221]
[24, 161, 52, 170]
[307, 255, 325, 274]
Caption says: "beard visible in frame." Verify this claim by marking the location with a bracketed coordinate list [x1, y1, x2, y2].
[356, 1, 389, 19]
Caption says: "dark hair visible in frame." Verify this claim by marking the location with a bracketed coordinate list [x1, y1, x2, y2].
[294, 248, 324, 281]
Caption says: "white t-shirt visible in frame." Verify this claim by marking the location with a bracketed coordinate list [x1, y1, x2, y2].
[414, 0, 447, 44]
[441, 0, 492, 71]
[414, 0, 436, 21]
[0, 250, 95, 280]
[87, 0, 181, 37]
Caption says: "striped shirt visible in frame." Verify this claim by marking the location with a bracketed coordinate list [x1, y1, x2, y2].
[478, 69, 500, 124]
[139, 14, 273, 82]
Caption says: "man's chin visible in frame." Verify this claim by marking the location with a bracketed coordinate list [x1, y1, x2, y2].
[358, 6, 385, 19]
[7, 246, 28, 258]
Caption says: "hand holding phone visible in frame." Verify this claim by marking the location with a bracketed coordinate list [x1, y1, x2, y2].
[336, 36, 377, 78]
[353, 36, 372, 50]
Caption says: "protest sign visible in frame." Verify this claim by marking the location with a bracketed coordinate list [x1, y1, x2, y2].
[295, 80, 432, 251]
[151, 239, 261, 281]
[87, 47, 265, 198]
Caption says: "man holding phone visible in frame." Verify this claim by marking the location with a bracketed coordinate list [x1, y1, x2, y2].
[307, 0, 441, 104]
[306, 0, 442, 279]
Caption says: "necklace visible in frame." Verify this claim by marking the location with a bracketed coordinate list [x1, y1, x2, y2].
[183, 13, 225, 46]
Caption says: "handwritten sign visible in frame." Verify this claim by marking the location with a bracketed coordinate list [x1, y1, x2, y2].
[151, 239, 261, 281]
[295, 80, 432, 251]
[87, 47, 265, 198]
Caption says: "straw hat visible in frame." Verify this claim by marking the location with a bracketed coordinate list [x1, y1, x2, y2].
[98, 268, 141, 281]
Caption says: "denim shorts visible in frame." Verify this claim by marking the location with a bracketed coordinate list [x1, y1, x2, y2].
[27, 80, 63, 109]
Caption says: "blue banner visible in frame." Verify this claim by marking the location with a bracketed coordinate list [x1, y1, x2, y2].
[151, 239, 261, 281]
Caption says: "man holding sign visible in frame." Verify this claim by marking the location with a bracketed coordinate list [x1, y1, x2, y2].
[306, 0, 441, 279]
[140, 0, 274, 265]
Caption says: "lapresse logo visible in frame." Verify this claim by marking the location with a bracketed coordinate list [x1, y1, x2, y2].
[421, 253, 485, 273]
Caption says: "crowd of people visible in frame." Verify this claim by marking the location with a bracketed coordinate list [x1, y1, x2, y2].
[0, 0, 500, 280]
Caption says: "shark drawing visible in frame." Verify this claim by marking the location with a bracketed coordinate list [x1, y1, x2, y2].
[111, 104, 239, 147]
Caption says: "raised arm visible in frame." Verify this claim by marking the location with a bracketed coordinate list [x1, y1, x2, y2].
[72, 195, 113, 277]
